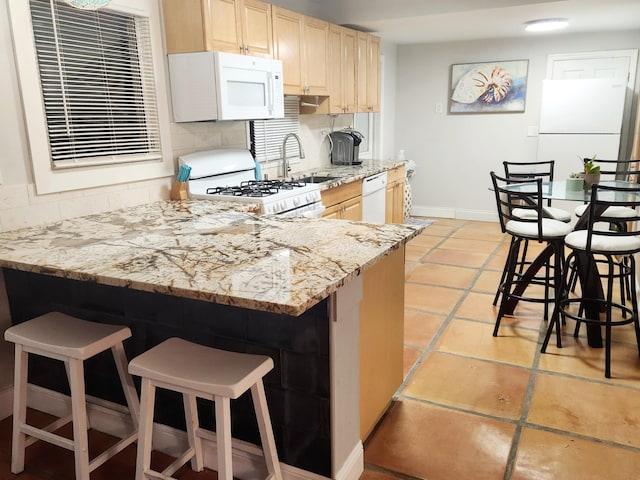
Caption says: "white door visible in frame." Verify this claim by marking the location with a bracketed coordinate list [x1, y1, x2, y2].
[546, 50, 638, 158]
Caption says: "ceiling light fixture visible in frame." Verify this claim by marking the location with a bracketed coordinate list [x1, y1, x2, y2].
[524, 18, 569, 32]
[63, 0, 111, 9]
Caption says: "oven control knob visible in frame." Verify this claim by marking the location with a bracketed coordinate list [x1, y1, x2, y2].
[293, 197, 300, 207]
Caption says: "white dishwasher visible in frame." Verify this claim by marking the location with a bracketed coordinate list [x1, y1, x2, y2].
[361, 171, 387, 223]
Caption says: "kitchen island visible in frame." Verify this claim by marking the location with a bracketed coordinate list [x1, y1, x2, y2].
[0, 200, 420, 480]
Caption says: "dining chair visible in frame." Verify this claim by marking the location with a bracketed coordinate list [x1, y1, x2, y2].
[570, 159, 640, 299]
[493, 161, 571, 309]
[490, 171, 572, 336]
[541, 183, 640, 378]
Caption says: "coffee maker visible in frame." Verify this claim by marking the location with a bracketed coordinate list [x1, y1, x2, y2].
[329, 130, 364, 165]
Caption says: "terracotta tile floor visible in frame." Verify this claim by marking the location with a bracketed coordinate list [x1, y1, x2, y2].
[3, 218, 640, 480]
[365, 218, 640, 480]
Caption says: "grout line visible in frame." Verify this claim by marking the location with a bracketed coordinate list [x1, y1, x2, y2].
[394, 219, 640, 480]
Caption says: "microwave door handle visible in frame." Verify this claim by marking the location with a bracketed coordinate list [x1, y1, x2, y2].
[267, 73, 274, 115]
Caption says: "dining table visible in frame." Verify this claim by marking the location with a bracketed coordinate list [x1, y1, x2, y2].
[500, 179, 640, 348]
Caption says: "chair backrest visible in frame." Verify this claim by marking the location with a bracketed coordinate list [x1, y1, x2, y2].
[490, 171, 544, 240]
[583, 183, 640, 253]
[503, 160, 555, 206]
[586, 158, 640, 182]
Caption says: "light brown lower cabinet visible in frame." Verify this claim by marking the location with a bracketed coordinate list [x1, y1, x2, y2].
[321, 180, 362, 221]
[385, 165, 405, 224]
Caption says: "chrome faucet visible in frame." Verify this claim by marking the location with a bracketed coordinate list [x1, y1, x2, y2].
[281, 133, 305, 178]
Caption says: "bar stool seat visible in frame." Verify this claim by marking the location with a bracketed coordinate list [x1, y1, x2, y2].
[129, 337, 282, 480]
[4, 312, 140, 480]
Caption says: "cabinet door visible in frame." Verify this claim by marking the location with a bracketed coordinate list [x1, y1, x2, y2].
[342, 28, 358, 113]
[241, 0, 273, 58]
[356, 32, 369, 112]
[392, 182, 405, 223]
[328, 25, 344, 114]
[329, 26, 357, 114]
[272, 6, 304, 95]
[356, 32, 381, 112]
[342, 196, 362, 221]
[367, 35, 381, 112]
[385, 166, 405, 224]
[303, 16, 329, 96]
[203, 0, 243, 54]
[385, 183, 395, 224]
[162, 0, 208, 54]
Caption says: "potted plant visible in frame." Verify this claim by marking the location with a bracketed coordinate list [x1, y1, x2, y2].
[582, 155, 601, 190]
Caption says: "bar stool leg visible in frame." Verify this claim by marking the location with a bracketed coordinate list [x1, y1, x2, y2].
[111, 343, 140, 429]
[214, 395, 233, 480]
[183, 393, 203, 471]
[67, 358, 91, 480]
[251, 381, 282, 480]
[11, 345, 28, 474]
[136, 378, 156, 480]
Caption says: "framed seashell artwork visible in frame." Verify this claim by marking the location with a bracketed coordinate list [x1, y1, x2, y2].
[450, 60, 529, 113]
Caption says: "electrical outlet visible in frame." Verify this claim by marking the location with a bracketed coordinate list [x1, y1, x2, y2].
[435, 103, 443, 113]
[320, 129, 328, 138]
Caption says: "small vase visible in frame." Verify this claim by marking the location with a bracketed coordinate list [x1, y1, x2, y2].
[583, 173, 600, 191]
[566, 177, 584, 191]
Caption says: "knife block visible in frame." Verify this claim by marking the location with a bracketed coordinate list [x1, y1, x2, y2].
[170, 181, 189, 200]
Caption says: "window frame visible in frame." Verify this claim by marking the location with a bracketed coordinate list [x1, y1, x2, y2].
[8, 0, 174, 195]
[354, 111, 375, 160]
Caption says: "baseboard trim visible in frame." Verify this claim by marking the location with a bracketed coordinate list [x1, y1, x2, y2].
[411, 205, 498, 223]
[410, 205, 455, 219]
[334, 442, 363, 480]
[12, 385, 355, 480]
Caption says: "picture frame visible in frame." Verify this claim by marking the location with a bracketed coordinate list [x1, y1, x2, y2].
[450, 59, 529, 113]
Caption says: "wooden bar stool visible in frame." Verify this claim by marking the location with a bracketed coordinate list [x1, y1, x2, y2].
[128, 337, 282, 480]
[4, 312, 140, 480]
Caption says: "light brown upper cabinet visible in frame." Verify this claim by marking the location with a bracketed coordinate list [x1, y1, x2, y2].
[272, 6, 329, 96]
[357, 32, 381, 112]
[162, 0, 273, 58]
[328, 25, 357, 114]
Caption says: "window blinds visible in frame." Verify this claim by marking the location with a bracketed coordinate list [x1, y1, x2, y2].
[250, 97, 301, 163]
[29, 0, 161, 168]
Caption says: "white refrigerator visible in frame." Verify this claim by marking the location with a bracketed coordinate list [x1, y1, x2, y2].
[536, 78, 627, 182]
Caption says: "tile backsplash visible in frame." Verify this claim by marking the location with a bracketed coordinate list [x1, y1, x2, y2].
[0, 114, 353, 233]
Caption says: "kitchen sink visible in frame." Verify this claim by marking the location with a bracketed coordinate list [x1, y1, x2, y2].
[297, 175, 339, 184]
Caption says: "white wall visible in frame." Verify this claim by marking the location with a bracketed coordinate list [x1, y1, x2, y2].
[396, 30, 640, 221]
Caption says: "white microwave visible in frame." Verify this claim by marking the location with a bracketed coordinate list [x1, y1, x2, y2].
[168, 51, 284, 122]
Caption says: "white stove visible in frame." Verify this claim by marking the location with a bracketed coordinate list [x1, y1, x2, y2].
[179, 149, 325, 218]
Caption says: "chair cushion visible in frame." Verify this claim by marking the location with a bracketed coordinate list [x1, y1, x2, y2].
[513, 206, 571, 223]
[564, 230, 640, 254]
[506, 218, 572, 239]
[574, 204, 636, 218]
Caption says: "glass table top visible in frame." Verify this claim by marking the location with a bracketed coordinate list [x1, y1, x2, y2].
[502, 180, 640, 202]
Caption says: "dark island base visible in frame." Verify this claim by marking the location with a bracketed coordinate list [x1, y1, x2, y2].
[4, 268, 332, 477]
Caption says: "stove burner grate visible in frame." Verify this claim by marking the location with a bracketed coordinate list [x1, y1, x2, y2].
[205, 179, 308, 197]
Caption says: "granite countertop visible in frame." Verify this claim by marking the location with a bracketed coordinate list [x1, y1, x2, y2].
[294, 159, 407, 189]
[0, 200, 421, 316]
